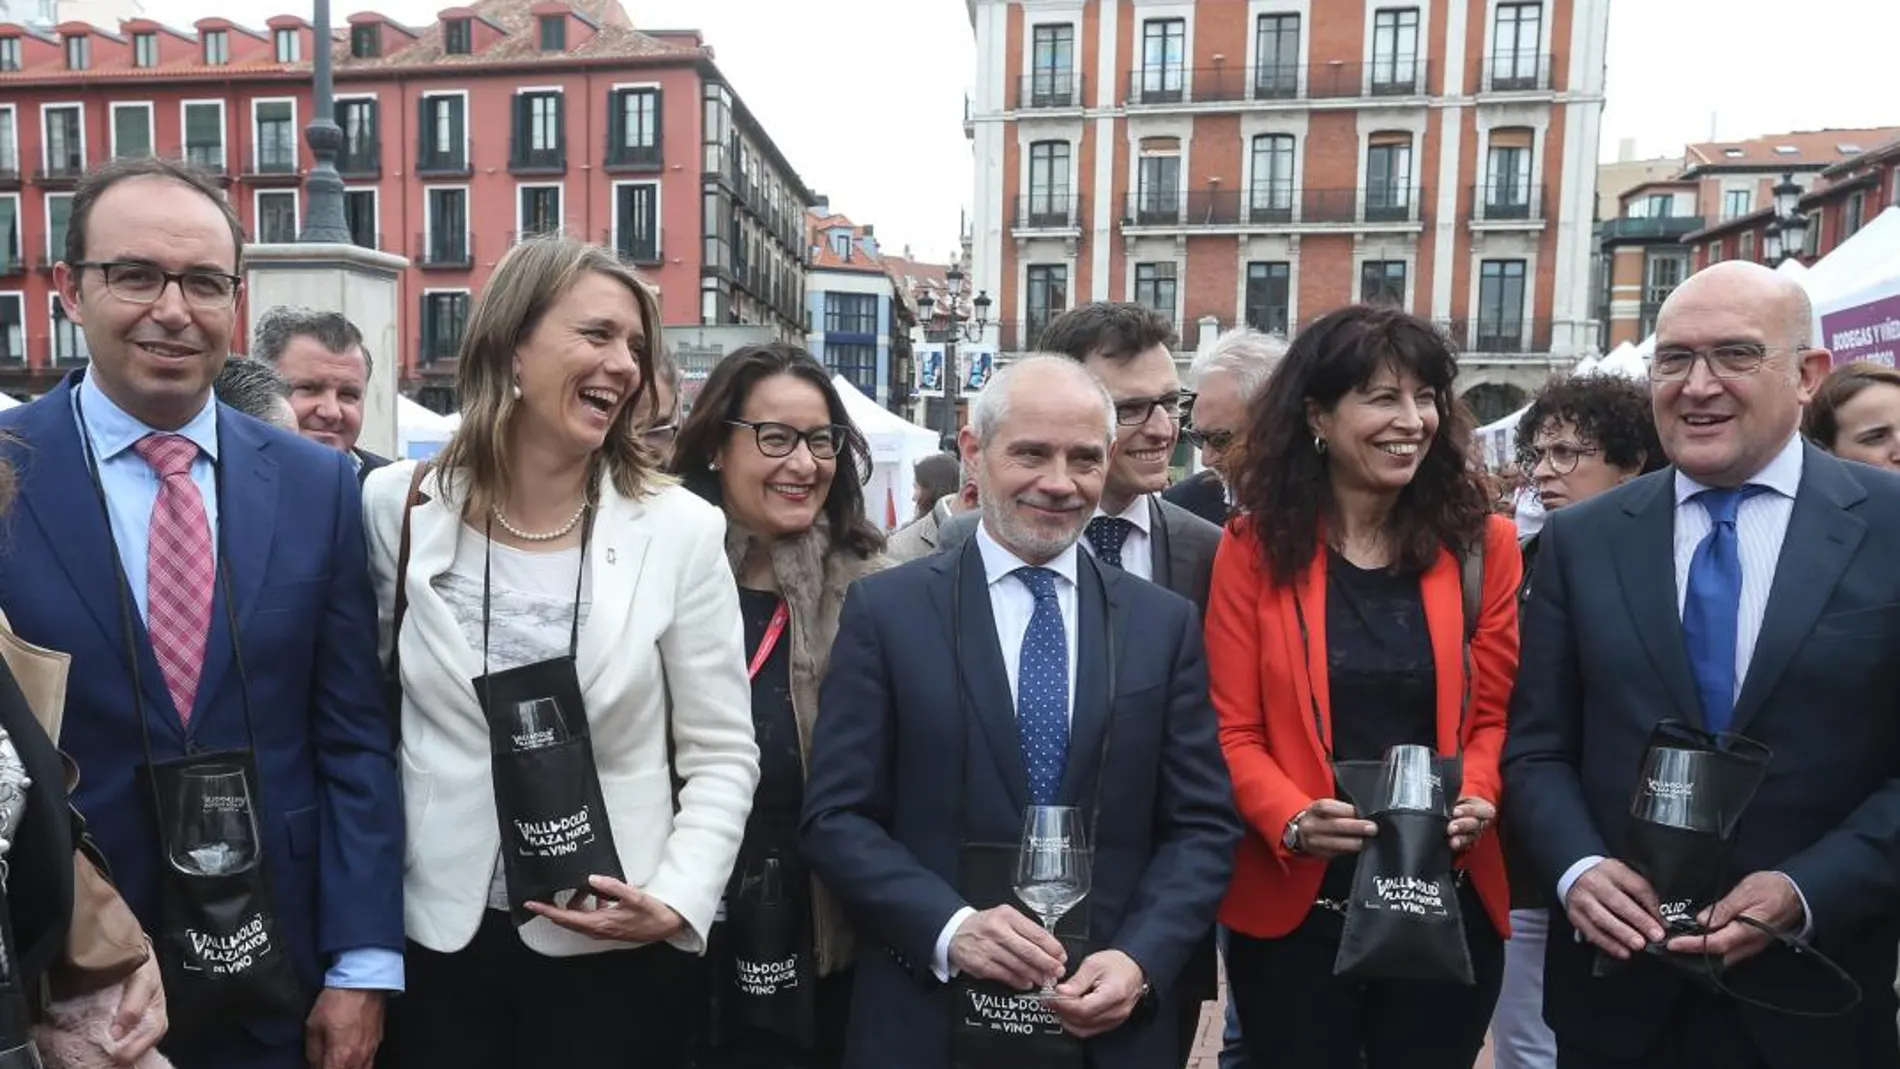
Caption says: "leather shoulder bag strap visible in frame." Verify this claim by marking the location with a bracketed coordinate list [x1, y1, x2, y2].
[387, 461, 432, 746]
[1461, 538, 1486, 645]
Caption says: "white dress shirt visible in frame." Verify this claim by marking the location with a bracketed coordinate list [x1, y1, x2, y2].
[1558, 434, 1811, 930]
[1082, 494, 1153, 581]
[932, 522, 1085, 978]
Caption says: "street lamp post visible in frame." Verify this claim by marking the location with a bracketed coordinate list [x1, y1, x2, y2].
[1769, 172, 1808, 267]
[916, 265, 992, 451]
[298, 0, 352, 243]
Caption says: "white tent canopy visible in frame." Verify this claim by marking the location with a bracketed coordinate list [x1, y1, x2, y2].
[832, 375, 941, 531]
[398, 395, 456, 460]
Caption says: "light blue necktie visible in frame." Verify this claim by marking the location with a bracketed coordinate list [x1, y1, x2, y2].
[1014, 566, 1069, 805]
[1682, 486, 1762, 733]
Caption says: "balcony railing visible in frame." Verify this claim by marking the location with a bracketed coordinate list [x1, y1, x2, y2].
[1123, 60, 1433, 106]
[1477, 53, 1553, 94]
[414, 231, 473, 269]
[1014, 72, 1086, 110]
[997, 320, 1059, 352]
[243, 152, 300, 182]
[416, 334, 462, 367]
[33, 160, 86, 186]
[1598, 216, 1705, 242]
[345, 231, 384, 253]
[34, 336, 90, 367]
[1122, 187, 1426, 228]
[182, 146, 225, 175]
[1012, 193, 1085, 231]
[1436, 317, 1554, 354]
[605, 142, 662, 172]
[1469, 182, 1548, 224]
[415, 145, 470, 176]
[337, 145, 380, 178]
[0, 158, 19, 188]
[0, 249, 21, 276]
[599, 228, 662, 266]
[509, 141, 566, 176]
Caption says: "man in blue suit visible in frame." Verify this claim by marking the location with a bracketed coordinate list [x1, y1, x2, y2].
[802, 355, 1239, 1069]
[1504, 260, 1900, 1069]
[0, 158, 403, 1069]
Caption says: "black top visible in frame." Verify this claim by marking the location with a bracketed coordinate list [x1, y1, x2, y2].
[1321, 552, 1436, 899]
[738, 586, 802, 822]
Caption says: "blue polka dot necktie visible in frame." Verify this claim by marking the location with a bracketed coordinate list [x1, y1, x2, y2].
[1014, 566, 1069, 805]
[1085, 516, 1136, 570]
[1682, 485, 1763, 734]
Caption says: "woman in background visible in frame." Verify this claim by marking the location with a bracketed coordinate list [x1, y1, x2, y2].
[1803, 361, 1900, 472]
[668, 343, 888, 1069]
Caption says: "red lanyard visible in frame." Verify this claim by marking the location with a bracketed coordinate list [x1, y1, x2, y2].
[748, 600, 790, 681]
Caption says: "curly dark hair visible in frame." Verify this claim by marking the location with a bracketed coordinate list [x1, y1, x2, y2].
[1236, 304, 1489, 585]
[1516, 375, 1665, 475]
[1804, 361, 1900, 452]
[665, 342, 884, 559]
[1037, 301, 1179, 363]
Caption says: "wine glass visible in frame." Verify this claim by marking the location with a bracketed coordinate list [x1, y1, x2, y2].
[1632, 746, 1719, 833]
[170, 765, 260, 877]
[1014, 805, 1091, 999]
[509, 697, 571, 753]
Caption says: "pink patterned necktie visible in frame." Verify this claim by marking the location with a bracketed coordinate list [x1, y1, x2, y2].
[134, 433, 213, 725]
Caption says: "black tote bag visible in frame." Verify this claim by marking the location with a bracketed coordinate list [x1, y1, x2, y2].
[1332, 755, 1475, 984]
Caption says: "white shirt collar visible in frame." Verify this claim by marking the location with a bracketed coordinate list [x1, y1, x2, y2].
[1673, 432, 1804, 506]
[975, 519, 1081, 590]
[1090, 493, 1152, 534]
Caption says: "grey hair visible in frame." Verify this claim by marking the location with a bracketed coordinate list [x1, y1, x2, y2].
[252, 306, 373, 378]
[213, 356, 292, 422]
[652, 343, 683, 395]
[1190, 327, 1285, 401]
[971, 353, 1116, 449]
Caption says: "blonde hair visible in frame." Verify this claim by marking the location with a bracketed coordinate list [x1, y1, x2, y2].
[433, 236, 665, 517]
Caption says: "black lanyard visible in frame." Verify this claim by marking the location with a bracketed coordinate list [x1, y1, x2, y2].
[476, 508, 592, 683]
[71, 379, 269, 819]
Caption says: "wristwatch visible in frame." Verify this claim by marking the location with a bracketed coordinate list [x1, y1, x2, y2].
[1282, 808, 1310, 854]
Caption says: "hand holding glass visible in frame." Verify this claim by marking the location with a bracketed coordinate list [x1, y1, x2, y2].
[1014, 805, 1091, 998]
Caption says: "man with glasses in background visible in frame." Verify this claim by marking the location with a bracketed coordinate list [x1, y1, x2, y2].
[633, 345, 683, 464]
[1505, 260, 1900, 1069]
[0, 157, 402, 1069]
[1168, 328, 1286, 529]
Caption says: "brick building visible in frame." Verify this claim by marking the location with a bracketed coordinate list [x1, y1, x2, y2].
[1592, 127, 1900, 350]
[0, 0, 815, 410]
[964, 0, 1611, 423]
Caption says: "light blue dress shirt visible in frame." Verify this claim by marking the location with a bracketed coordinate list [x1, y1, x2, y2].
[72, 374, 404, 993]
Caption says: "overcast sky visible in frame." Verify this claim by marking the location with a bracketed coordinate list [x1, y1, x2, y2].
[131, 0, 1900, 262]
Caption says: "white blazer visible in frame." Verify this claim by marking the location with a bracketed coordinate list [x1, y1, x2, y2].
[363, 461, 760, 958]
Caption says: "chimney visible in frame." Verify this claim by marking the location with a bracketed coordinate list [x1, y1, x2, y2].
[1618, 138, 1636, 163]
[812, 194, 830, 215]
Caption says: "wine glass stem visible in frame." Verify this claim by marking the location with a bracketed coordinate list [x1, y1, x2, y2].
[1040, 914, 1060, 997]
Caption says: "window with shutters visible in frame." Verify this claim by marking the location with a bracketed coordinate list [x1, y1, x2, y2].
[338, 99, 378, 176]
[1475, 260, 1526, 350]
[111, 104, 153, 160]
[613, 182, 659, 264]
[518, 185, 562, 239]
[0, 194, 18, 273]
[420, 291, 470, 364]
[0, 38, 20, 72]
[255, 191, 297, 243]
[64, 34, 87, 70]
[510, 91, 564, 173]
[424, 188, 469, 267]
[344, 189, 377, 249]
[254, 100, 296, 174]
[418, 94, 468, 174]
[203, 30, 227, 66]
[350, 24, 379, 58]
[274, 28, 300, 62]
[538, 15, 565, 51]
[444, 18, 471, 55]
[52, 295, 88, 363]
[607, 87, 661, 170]
[183, 101, 224, 172]
[45, 194, 71, 263]
[0, 293, 20, 364]
[133, 32, 157, 67]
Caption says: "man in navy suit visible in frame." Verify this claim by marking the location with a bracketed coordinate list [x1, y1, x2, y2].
[802, 355, 1239, 1069]
[1504, 260, 1900, 1069]
[0, 158, 403, 1069]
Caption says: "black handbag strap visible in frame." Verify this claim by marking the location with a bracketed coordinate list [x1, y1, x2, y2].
[386, 461, 432, 748]
[1680, 914, 1862, 1018]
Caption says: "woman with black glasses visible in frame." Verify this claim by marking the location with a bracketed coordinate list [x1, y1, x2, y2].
[667, 343, 889, 1068]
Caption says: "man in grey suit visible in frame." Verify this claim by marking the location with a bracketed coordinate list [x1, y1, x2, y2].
[939, 302, 1222, 614]
[889, 456, 978, 561]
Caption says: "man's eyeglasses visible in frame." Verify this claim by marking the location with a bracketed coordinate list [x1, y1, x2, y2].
[1115, 392, 1186, 427]
[73, 261, 241, 310]
[641, 423, 679, 448]
[1648, 343, 1786, 382]
[1182, 426, 1237, 452]
[728, 419, 852, 460]
[1517, 443, 1599, 475]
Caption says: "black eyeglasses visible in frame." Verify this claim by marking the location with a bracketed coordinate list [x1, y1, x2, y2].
[728, 419, 851, 460]
[641, 422, 679, 447]
[1114, 392, 1186, 427]
[1517, 443, 1600, 475]
[1648, 343, 1786, 382]
[72, 260, 242, 310]
[1182, 425, 1237, 452]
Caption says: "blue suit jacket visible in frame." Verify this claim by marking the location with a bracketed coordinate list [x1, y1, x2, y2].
[801, 539, 1240, 1069]
[1502, 445, 1900, 1068]
[0, 373, 403, 1047]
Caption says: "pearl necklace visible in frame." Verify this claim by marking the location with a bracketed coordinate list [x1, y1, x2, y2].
[492, 501, 588, 542]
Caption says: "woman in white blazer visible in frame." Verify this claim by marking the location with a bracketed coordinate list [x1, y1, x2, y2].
[363, 237, 760, 1069]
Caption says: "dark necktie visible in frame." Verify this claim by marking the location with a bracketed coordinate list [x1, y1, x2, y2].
[1013, 567, 1069, 805]
[1682, 485, 1762, 733]
[1085, 516, 1136, 570]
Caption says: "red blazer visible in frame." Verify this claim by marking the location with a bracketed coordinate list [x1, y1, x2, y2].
[1206, 513, 1522, 939]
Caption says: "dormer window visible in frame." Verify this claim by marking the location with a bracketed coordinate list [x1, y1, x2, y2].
[133, 31, 157, 67]
[350, 23, 379, 58]
[829, 231, 852, 258]
[203, 30, 228, 65]
[273, 27, 299, 62]
[64, 34, 88, 70]
[537, 14, 565, 51]
[1722, 148, 1744, 159]
[1774, 145, 1798, 156]
[444, 17, 471, 54]
[0, 37, 18, 71]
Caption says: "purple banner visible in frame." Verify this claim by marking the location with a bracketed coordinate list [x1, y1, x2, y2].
[1823, 292, 1900, 368]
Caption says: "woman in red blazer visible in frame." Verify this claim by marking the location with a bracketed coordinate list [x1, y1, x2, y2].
[1206, 305, 1521, 1069]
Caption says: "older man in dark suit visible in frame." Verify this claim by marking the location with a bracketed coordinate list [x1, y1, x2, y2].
[1504, 260, 1900, 1069]
[802, 355, 1239, 1069]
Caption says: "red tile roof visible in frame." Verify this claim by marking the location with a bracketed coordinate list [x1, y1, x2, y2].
[1684, 127, 1900, 172]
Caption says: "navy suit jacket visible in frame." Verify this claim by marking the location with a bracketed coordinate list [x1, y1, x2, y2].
[0, 373, 403, 1046]
[801, 538, 1240, 1069]
[1502, 445, 1900, 1068]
